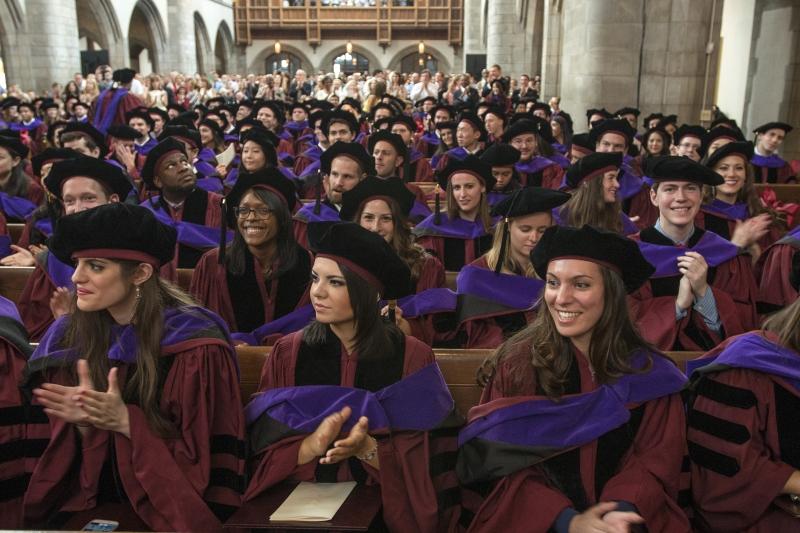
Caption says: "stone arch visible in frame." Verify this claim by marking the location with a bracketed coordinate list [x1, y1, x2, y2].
[387, 43, 451, 74]
[75, 0, 125, 72]
[194, 12, 214, 75]
[214, 20, 234, 74]
[318, 44, 382, 74]
[127, 0, 167, 73]
[248, 43, 314, 75]
[0, 0, 31, 88]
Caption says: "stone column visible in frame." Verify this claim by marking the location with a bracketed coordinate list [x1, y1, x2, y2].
[165, 0, 199, 74]
[26, 0, 81, 92]
[486, 0, 524, 77]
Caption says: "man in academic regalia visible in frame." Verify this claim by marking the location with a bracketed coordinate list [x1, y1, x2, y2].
[672, 124, 706, 162]
[17, 156, 131, 341]
[750, 121, 797, 183]
[367, 130, 431, 222]
[126, 107, 158, 157]
[139, 138, 223, 270]
[630, 156, 759, 351]
[292, 141, 371, 248]
[91, 68, 144, 135]
[389, 115, 434, 182]
[591, 118, 658, 227]
[501, 117, 563, 189]
[296, 110, 359, 198]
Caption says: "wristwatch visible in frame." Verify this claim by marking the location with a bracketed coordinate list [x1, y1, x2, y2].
[357, 436, 378, 462]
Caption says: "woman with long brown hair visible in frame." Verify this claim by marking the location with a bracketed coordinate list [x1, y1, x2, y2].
[23, 203, 245, 532]
[687, 254, 800, 531]
[457, 224, 689, 532]
[244, 222, 459, 533]
[413, 156, 496, 271]
[340, 176, 444, 293]
[557, 151, 638, 235]
[698, 141, 782, 263]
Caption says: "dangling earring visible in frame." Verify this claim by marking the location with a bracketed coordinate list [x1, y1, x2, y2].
[135, 285, 141, 301]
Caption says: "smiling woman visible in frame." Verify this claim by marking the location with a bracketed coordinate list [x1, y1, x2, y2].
[190, 168, 311, 338]
[457, 224, 690, 532]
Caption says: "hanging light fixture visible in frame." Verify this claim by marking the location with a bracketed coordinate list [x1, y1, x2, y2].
[418, 41, 425, 55]
[274, 41, 281, 54]
[346, 41, 353, 54]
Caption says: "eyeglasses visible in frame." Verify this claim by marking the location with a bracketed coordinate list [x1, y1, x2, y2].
[234, 206, 273, 219]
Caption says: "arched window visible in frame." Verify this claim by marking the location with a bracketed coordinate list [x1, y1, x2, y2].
[333, 52, 369, 75]
[265, 52, 303, 74]
[399, 52, 437, 74]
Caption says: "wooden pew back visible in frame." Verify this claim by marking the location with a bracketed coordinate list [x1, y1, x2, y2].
[0, 266, 34, 305]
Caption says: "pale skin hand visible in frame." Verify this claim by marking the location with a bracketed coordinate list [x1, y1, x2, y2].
[730, 213, 771, 261]
[297, 406, 351, 465]
[677, 251, 709, 299]
[49, 287, 71, 319]
[0, 244, 36, 266]
[33, 359, 130, 438]
[676, 275, 694, 312]
[323, 415, 378, 470]
[114, 144, 137, 174]
[215, 163, 228, 177]
[568, 502, 644, 533]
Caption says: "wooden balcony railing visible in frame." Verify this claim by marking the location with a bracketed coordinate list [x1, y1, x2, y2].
[233, 0, 462, 47]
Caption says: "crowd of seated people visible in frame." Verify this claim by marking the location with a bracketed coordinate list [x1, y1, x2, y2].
[0, 61, 798, 532]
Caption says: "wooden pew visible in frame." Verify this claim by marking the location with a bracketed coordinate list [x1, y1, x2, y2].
[754, 183, 800, 203]
[0, 266, 34, 304]
[666, 350, 703, 373]
[237, 345, 270, 403]
[7, 223, 24, 245]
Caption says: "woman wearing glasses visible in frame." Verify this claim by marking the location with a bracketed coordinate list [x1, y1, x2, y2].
[190, 168, 311, 338]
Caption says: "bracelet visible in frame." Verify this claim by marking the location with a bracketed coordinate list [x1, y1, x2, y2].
[356, 436, 378, 462]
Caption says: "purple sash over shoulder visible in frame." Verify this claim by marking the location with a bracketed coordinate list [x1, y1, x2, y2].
[687, 333, 800, 391]
[636, 230, 740, 278]
[0, 295, 22, 323]
[393, 288, 457, 318]
[547, 152, 571, 170]
[140, 199, 233, 249]
[413, 212, 491, 240]
[285, 120, 309, 134]
[457, 264, 543, 311]
[516, 156, 556, 176]
[776, 224, 800, 247]
[30, 306, 236, 369]
[751, 153, 788, 169]
[197, 147, 217, 163]
[93, 88, 129, 135]
[458, 351, 686, 449]
[702, 199, 749, 221]
[487, 191, 510, 207]
[298, 160, 321, 181]
[421, 131, 440, 146]
[245, 362, 454, 433]
[34, 217, 53, 237]
[0, 235, 9, 257]
[231, 304, 317, 346]
[43, 252, 75, 289]
[0, 191, 37, 220]
[618, 171, 645, 202]
[135, 137, 158, 156]
[293, 202, 340, 224]
[410, 199, 432, 221]
[195, 176, 224, 193]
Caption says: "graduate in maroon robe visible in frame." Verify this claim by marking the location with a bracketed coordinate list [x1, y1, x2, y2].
[139, 137, 223, 269]
[630, 156, 759, 351]
[501, 117, 565, 189]
[22, 203, 245, 532]
[413, 155, 496, 271]
[17, 156, 132, 341]
[0, 134, 44, 221]
[90, 69, 144, 135]
[750, 122, 797, 184]
[757, 227, 799, 313]
[389, 115, 435, 182]
[457, 225, 689, 532]
[0, 297, 47, 528]
[696, 141, 783, 262]
[686, 292, 800, 532]
[451, 187, 570, 348]
[190, 167, 311, 338]
[244, 222, 460, 533]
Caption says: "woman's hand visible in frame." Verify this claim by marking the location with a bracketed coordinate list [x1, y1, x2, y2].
[0, 245, 36, 266]
[380, 304, 411, 335]
[730, 213, 771, 250]
[33, 358, 95, 427]
[297, 406, 351, 465]
[49, 287, 72, 319]
[568, 502, 644, 533]
[74, 364, 131, 438]
[321, 415, 372, 465]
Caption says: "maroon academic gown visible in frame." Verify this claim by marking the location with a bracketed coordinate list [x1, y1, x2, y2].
[0, 178, 44, 221]
[517, 159, 564, 190]
[456, 256, 537, 349]
[399, 156, 435, 182]
[90, 89, 143, 130]
[687, 332, 799, 532]
[464, 346, 689, 532]
[629, 228, 758, 351]
[189, 247, 312, 337]
[244, 331, 454, 533]
[756, 239, 798, 312]
[23, 323, 245, 532]
[158, 188, 223, 270]
[0, 321, 47, 528]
